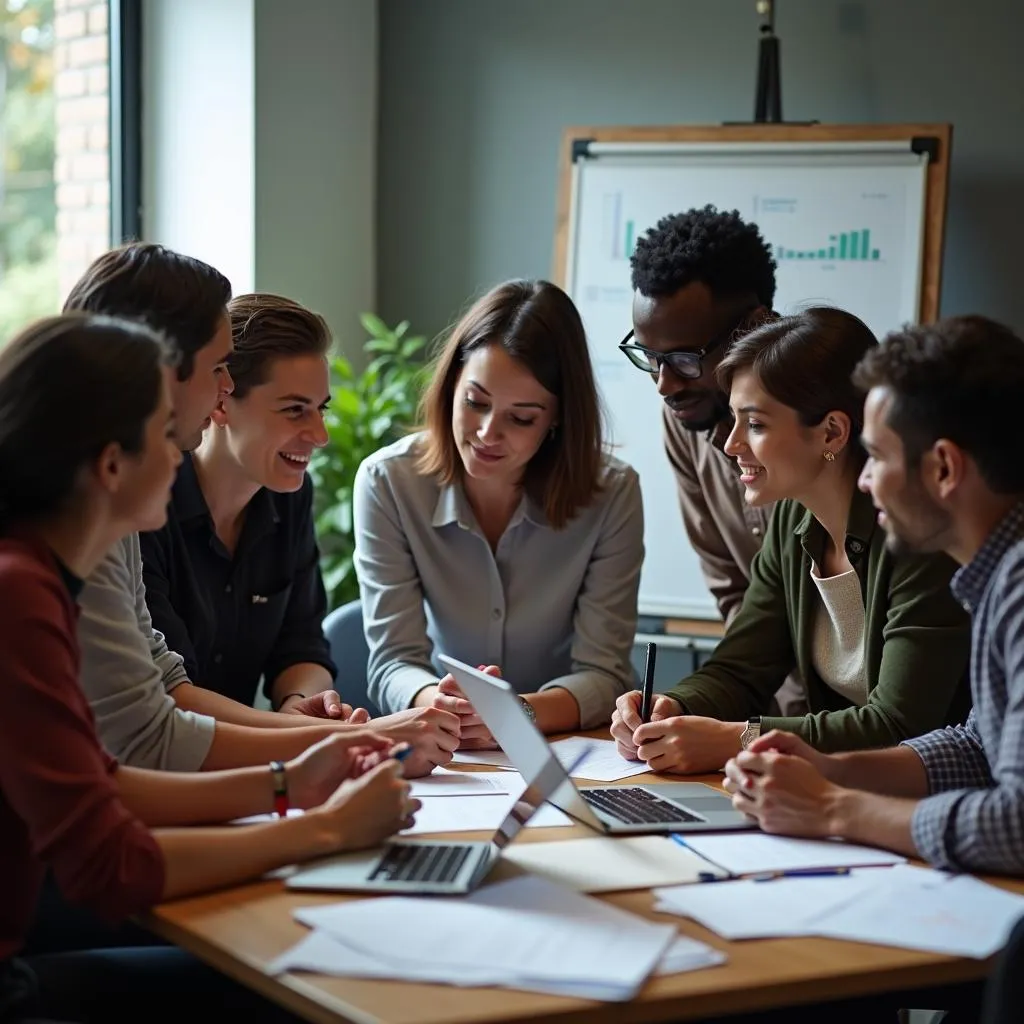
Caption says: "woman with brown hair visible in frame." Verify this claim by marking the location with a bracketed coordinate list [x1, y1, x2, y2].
[354, 279, 644, 744]
[611, 306, 973, 772]
[0, 314, 414, 1023]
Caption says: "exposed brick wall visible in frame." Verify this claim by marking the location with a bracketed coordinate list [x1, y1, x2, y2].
[54, 0, 109, 300]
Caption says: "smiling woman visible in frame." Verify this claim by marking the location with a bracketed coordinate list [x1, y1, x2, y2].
[610, 306, 974, 775]
[354, 279, 645, 740]
[138, 293, 341, 713]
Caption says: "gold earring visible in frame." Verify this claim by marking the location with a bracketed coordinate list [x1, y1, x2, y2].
[823, 450, 836, 462]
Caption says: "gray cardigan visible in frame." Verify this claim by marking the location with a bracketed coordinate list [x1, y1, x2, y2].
[77, 534, 216, 770]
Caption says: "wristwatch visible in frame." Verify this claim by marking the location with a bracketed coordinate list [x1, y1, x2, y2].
[740, 716, 762, 750]
[518, 696, 537, 723]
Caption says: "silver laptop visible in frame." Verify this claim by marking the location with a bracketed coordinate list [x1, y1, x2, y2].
[285, 750, 581, 895]
[440, 655, 755, 836]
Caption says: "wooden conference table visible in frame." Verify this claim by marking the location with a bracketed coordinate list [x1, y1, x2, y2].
[144, 736, 1021, 1024]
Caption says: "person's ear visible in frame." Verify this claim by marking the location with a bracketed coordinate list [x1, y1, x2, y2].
[822, 411, 852, 452]
[928, 439, 966, 501]
[92, 441, 128, 496]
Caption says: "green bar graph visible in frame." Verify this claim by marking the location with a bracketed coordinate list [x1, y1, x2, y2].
[777, 229, 882, 262]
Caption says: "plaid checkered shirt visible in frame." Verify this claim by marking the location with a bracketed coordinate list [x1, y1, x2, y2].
[903, 501, 1024, 872]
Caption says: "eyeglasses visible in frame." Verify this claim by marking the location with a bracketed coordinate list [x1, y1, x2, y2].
[618, 321, 739, 381]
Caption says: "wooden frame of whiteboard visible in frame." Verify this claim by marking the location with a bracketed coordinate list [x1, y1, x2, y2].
[553, 123, 952, 323]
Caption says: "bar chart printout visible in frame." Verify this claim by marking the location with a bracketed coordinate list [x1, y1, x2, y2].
[602, 191, 636, 262]
[776, 228, 882, 262]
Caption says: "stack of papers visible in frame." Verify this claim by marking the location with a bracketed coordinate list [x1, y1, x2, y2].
[402, 772, 572, 834]
[654, 864, 1024, 958]
[549, 737, 652, 781]
[408, 768, 521, 797]
[676, 833, 907, 875]
[271, 875, 724, 999]
[450, 739, 651, 782]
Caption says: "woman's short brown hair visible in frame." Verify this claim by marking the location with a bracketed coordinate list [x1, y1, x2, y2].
[416, 279, 604, 529]
[717, 306, 877, 444]
[226, 293, 331, 400]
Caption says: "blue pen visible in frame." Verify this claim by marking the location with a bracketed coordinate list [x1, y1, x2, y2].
[391, 745, 415, 763]
[669, 834, 733, 883]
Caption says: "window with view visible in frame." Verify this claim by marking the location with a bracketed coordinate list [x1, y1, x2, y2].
[1, 0, 115, 342]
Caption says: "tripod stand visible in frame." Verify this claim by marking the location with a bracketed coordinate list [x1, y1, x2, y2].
[753, 0, 782, 123]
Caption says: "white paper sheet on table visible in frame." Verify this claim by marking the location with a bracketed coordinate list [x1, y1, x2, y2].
[654, 870, 884, 939]
[814, 865, 1024, 958]
[409, 769, 522, 798]
[272, 925, 725, 992]
[677, 832, 906, 876]
[655, 864, 1024, 958]
[401, 792, 572, 835]
[504, 835, 727, 892]
[272, 875, 684, 1000]
[449, 750, 516, 769]
[549, 736, 652, 781]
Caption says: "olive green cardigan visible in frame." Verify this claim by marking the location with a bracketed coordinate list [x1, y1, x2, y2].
[665, 487, 972, 751]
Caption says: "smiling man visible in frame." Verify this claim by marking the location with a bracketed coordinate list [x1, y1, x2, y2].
[625, 206, 807, 715]
[724, 315, 1024, 877]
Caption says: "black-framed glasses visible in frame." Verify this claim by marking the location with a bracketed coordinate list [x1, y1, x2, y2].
[618, 325, 735, 381]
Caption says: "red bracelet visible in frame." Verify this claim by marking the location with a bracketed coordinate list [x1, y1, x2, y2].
[270, 760, 289, 818]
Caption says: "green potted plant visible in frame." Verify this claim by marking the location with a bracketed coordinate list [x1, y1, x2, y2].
[309, 313, 428, 608]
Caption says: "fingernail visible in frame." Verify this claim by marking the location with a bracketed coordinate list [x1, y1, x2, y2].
[477, 665, 486, 671]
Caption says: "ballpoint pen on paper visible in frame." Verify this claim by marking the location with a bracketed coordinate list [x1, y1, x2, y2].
[668, 834, 731, 883]
[750, 867, 851, 882]
[640, 642, 658, 723]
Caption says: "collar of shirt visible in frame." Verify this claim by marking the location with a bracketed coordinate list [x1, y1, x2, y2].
[174, 452, 281, 555]
[706, 415, 734, 454]
[4, 525, 85, 600]
[793, 482, 877, 567]
[431, 479, 547, 533]
[951, 501, 1024, 613]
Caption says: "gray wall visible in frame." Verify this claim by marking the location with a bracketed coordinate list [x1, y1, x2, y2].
[378, 0, 1024, 339]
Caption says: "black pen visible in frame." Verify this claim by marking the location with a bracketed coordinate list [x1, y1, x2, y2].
[640, 642, 657, 723]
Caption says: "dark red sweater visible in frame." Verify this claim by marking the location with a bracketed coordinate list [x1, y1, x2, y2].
[0, 533, 165, 960]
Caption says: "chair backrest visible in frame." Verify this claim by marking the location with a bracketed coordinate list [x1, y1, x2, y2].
[322, 599, 380, 717]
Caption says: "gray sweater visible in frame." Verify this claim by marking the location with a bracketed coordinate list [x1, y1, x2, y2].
[77, 534, 216, 770]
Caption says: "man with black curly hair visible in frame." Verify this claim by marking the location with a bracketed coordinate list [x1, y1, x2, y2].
[626, 206, 804, 714]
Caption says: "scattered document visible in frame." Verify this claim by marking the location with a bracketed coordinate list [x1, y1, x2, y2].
[504, 835, 727, 892]
[274, 875, 681, 1000]
[549, 736, 652, 782]
[409, 769, 522, 798]
[655, 864, 1024, 958]
[656, 935, 728, 975]
[678, 832, 906, 876]
[815, 865, 1024, 958]
[401, 792, 571, 835]
[271, 925, 722, 995]
[449, 750, 516, 769]
[654, 871, 882, 940]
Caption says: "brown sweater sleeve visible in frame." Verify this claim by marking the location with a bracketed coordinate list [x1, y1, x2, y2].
[0, 553, 165, 921]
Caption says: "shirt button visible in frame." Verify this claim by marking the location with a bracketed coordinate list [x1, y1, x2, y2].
[225, 584, 232, 593]
[849, 540, 864, 554]
[751, 527, 762, 537]
[492, 608, 502, 620]
[213, 653, 223, 665]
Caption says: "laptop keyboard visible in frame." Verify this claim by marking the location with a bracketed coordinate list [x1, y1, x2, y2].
[369, 843, 474, 884]
[581, 787, 702, 825]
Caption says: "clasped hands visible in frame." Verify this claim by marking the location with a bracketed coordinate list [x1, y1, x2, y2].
[414, 665, 505, 749]
[610, 690, 745, 773]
